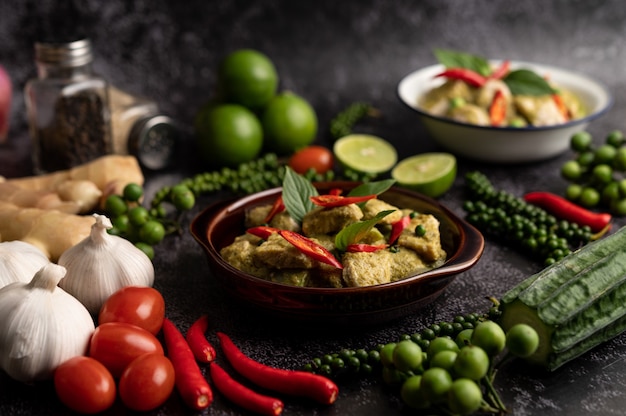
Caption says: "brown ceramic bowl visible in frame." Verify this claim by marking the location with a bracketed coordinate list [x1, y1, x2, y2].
[190, 181, 484, 326]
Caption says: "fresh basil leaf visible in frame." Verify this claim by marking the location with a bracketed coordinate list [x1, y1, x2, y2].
[335, 210, 395, 251]
[504, 69, 556, 96]
[347, 179, 396, 197]
[434, 49, 492, 77]
[282, 166, 318, 223]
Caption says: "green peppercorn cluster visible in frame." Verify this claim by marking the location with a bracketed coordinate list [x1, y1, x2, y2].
[329, 102, 378, 141]
[463, 171, 593, 266]
[302, 312, 492, 379]
[560, 130, 626, 215]
[104, 183, 194, 259]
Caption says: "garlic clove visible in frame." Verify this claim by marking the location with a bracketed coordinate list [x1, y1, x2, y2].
[58, 214, 155, 314]
[0, 263, 95, 382]
[0, 240, 50, 289]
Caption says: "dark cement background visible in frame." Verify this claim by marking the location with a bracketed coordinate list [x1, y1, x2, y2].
[1, 0, 626, 415]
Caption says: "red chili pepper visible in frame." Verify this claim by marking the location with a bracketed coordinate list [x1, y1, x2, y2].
[523, 191, 611, 233]
[278, 230, 343, 269]
[210, 362, 284, 416]
[328, 188, 343, 196]
[489, 89, 507, 126]
[247, 226, 281, 240]
[216, 332, 339, 405]
[389, 216, 411, 244]
[264, 195, 285, 223]
[346, 243, 388, 253]
[434, 67, 487, 88]
[186, 315, 216, 363]
[490, 60, 510, 79]
[310, 194, 376, 208]
[552, 94, 570, 121]
[162, 318, 213, 411]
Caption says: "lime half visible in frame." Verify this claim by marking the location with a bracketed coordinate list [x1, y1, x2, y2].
[333, 134, 398, 174]
[391, 153, 457, 198]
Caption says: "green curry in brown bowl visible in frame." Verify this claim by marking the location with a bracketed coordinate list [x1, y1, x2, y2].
[190, 170, 484, 326]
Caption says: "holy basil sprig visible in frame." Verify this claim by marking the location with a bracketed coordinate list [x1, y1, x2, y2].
[335, 210, 395, 252]
[434, 48, 492, 77]
[282, 166, 318, 223]
[433, 49, 555, 96]
[282, 167, 396, 224]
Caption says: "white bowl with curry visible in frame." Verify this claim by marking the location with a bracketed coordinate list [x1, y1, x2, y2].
[397, 60, 612, 163]
[191, 181, 484, 326]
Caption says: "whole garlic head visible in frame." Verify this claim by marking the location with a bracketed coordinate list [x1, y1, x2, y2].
[0, 263, 95, 382]
[58, 214, 155, 314]
[0, 240, 50, 289]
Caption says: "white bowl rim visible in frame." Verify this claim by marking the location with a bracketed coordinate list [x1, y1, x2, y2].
[397, 60, 613, 132]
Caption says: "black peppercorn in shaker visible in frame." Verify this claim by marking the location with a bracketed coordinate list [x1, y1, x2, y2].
[24, 38, 113, 174]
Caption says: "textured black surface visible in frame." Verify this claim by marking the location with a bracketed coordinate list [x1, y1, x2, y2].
[1, 0, 626, 415]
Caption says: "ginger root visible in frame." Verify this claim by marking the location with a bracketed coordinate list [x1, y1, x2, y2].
[0, 182, 82, 214]
[1, 155, 144, 209]
[0, 201, 94, 261]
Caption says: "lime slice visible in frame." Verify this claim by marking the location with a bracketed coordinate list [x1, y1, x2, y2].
[391, 153, 457, 198]
[333, 134, 398, 174]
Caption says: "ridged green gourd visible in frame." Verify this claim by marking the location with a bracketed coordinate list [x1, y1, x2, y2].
[499, 225, 626, 371]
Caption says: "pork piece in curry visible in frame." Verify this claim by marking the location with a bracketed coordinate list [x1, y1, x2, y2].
[220, 198, 447, 288]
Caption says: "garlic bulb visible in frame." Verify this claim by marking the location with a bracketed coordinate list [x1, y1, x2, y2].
[58, 214, 155, 314]
[0, 263, 95, 382]
[0, 240, 50, 289]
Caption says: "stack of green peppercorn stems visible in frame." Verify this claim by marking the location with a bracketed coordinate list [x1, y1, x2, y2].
[463, 171, 593, 266]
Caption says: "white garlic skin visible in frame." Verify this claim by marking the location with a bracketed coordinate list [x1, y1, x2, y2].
[0, 240, 50, 289]
[0, 263, 95, 382]
[58, 214, 155, 315]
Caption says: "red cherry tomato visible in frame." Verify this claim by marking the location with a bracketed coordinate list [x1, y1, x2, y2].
[89, 322, 164, 378]
[119, 353, 176, 412]
[54, 356, 116, 414]
[288, 145, 334, 174]
[98, 286, 165, 335]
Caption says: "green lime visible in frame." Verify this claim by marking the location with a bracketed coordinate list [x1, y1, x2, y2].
[261, 91, 318, 155]
[217, 49, 278, 110]
[333, 134, 398, 175]
[391, 153, 457, 198]
[194, 103, 263, 167]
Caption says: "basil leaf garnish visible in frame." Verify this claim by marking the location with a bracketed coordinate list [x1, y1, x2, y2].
[504, 69, 556, 96]
[434, 48, 492, 77]
[282, 166, 318, 223]
[335, 210, 395, 252]
[347, 179, 396, 197]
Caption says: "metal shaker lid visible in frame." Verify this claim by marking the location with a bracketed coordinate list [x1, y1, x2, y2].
[128, 114, 179, 170]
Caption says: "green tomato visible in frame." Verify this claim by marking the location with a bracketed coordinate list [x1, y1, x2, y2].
[420, 367, 452, 403]
[393, 340, 423, 373]
[570, 131, 592, 152]
[123, 183, 144, 202]
[579, 187, 600, 208]
[560, 160, 582, 181]
[400, 375, 430, 410]
[470, 321, 506, 357]
[111, 215, 130, 234]
[426, 337, 459, 360]
[453, 346, 490, 381]
[429, 350, 457, 372]
[139, 220, 166, 245]
[595, 144, 617, 164]
[380, 342, 397, 368]
[455, 328, 474, 349]
[592, 164, 613, 184]
[448, 378, 483, 415]
[128, 206, 151, 226]
[606, 129, 625, 147]
[134, 242, 155, 260]
[104, 194, 128, 217]
[170, 185, 196, 210]
[506, 323, 540, 358]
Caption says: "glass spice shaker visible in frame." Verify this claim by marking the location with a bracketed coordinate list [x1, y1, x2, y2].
[24, 38, 112, 173]
[109, 86, 179, 170]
